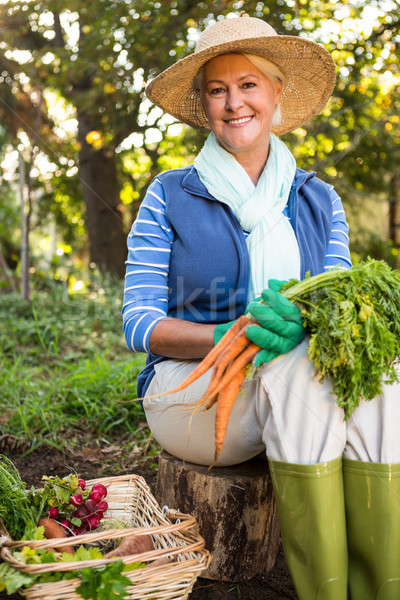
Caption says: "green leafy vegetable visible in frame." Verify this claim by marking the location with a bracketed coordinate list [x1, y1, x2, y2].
[0, 455, 36, 539]
[0, 544, 132, 595]
[281, 259, 400, 418]
[76, 561, 132, 600]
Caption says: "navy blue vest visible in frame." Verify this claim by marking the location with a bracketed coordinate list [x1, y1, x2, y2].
[137, 166, 333, 397]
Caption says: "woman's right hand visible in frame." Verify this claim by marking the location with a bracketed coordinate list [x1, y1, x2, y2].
[214, 280, 305, 366]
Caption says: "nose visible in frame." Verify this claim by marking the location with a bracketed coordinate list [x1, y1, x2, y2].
[225, 87, 244, 112]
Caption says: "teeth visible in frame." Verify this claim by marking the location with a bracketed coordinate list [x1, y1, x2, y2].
[227, 116, 252, 124]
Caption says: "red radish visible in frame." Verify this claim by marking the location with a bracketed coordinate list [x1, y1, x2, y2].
[96, 511, 104, 520]
[48, 506, 59, 519]
[89, 489, 103, 503]
[91, 483, 107, 498]
[97, 500, 108, 513]
[59, 519, 71, 531]
[70, 493, 83, 507]
[72, 526, 86, 536]
[73, 507, 89, 520]
[78, 478, 86, 489]
[84, 499, 98, 515]
[87, 515, 101, 530]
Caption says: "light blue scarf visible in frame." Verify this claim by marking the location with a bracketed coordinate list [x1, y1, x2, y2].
[193, 132, 300, 301]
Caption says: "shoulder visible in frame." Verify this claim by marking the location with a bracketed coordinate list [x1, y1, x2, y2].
[293, 168, 336, 205]
[155, 165, 193, 187]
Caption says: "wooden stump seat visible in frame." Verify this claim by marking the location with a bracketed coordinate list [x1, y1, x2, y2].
[156, 450, 281, 582]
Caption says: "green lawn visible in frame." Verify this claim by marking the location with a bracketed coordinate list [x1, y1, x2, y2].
[0, 276, 149, 456]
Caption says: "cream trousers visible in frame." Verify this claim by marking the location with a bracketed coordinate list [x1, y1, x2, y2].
[143, 340, 400, 466]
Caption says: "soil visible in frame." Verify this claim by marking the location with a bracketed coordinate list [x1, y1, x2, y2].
[0, 444, 297, 600]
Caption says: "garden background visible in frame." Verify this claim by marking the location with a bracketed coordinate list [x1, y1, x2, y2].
[0, 1, 399, 598]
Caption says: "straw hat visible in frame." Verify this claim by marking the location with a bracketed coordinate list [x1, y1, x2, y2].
[146, 14, 336, 136]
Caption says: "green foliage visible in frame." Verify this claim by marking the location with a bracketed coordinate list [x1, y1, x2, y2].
[0, 272, 146, 450]
[0, 544, 132, 597]
[0, 561, 34, 595]
[0, 1, 399, 271]
[0, 454, 36, 540]
[282, 259, 400, 418]
[77, 561, 133, 600]
[350, 230, 398, 268]
[280, 2, 400, 249]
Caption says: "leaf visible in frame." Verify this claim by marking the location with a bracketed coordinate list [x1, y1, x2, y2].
[0, 562, 35, 595]
[76, 561, 132, 600]
[72, 545, 104, 562]
[282, 259, 400, 418]
[22, 523, 45, 540]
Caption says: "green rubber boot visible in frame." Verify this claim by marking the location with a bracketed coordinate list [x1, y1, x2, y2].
[268, 457, 348, 600]
[343, 459, 400, 600]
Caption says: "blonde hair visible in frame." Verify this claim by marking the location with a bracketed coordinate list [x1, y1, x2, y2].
[242, 53, 286, 86]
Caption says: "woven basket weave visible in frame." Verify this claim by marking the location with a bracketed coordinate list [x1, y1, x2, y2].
[0, 474, 211, 600]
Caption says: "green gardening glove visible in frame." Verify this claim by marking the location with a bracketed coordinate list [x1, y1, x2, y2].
[213, 296, 263, 346]
[246, 280, 305, 367]
[214, 320, 236, 346]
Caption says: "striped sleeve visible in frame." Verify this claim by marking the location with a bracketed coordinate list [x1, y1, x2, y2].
[122, 178, 173, 353]
[324, 185, 352, 271]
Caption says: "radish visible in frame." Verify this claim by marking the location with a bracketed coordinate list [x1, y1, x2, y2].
[78, 478, 86, 489]
[73, 507, 89, 520]
[72, 524, 87, 536]
[84, 499, 98, 515]
[48, 506, 59, 519]
[89, 489, 103, 503]
[91, 483, 107, 498]
[87, 515, 101, 530]
[70, 493, 83, 507]
[97, 500, 108, 513]
[59, 519, 71, 531]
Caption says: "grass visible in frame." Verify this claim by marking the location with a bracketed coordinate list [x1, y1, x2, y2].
[0, 274, 153, 461]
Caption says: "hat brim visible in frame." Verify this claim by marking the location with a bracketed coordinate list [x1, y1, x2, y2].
[146, 35, 336, 135]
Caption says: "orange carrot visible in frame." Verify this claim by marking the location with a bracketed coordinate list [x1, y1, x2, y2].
[200, 315, 258, 403]
[141, 314, 250, 401]
[200, 343, 260, 409]
[203, 392, 219, 411]
[189, 327, 254, 414]
[209, 323, 251, 382]
[201, 332, 250, 405]
[212, 366, 247, 466]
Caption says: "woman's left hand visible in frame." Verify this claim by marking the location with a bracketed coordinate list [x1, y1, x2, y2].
[246, 280, 305, 367]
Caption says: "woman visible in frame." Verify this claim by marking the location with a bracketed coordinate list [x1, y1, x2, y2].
[122, 15, 400, 600]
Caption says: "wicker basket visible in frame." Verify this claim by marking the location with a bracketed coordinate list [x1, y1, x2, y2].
[0, 474, 212, 600]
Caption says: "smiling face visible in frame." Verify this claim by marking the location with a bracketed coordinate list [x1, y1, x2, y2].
[200, 53, 282, 174]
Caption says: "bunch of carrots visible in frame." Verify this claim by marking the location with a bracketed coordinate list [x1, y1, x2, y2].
[144, 313, 261, 466]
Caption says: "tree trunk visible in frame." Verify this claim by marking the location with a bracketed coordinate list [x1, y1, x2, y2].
[156, 451, 281, 582]
[78, 113, 127, 278]
[18, 150, 30, 302]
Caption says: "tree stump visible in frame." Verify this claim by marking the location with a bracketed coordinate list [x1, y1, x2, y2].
[156, 450, 281, 582]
